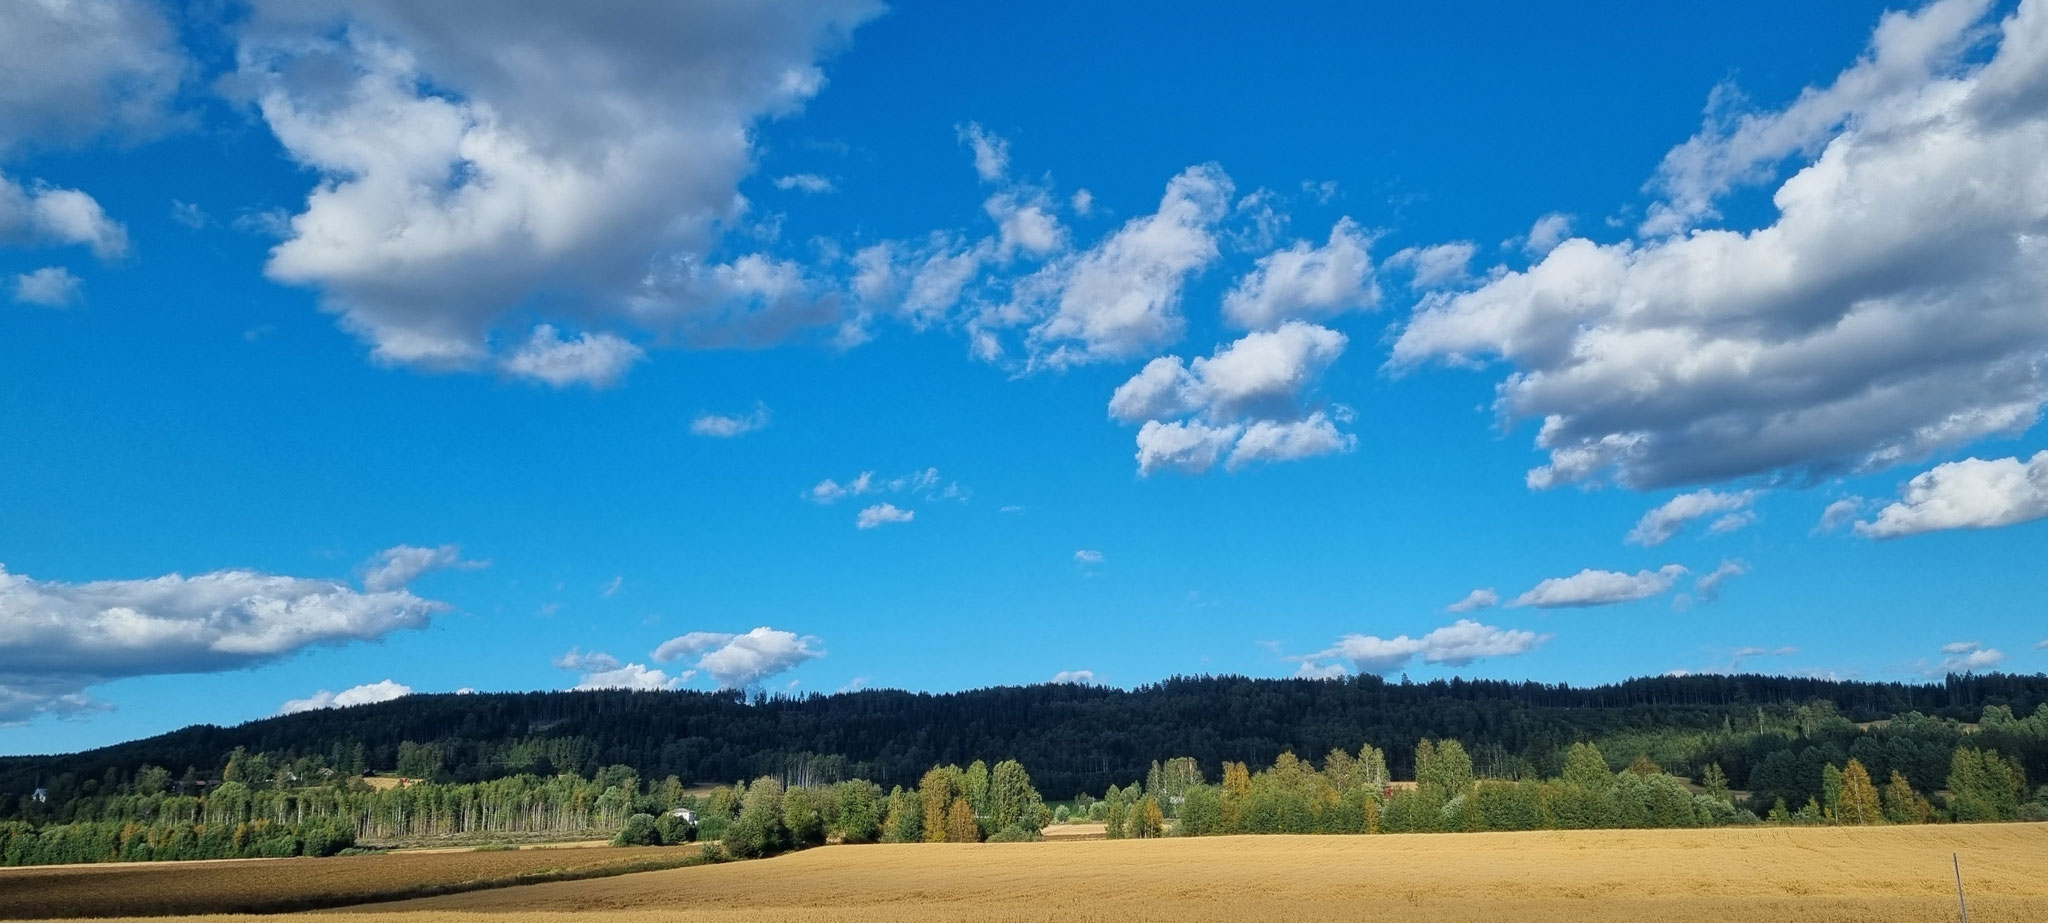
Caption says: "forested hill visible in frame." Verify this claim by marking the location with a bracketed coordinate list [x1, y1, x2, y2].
[6, 672, 2046, 812]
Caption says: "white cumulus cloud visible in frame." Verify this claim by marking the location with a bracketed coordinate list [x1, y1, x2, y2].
[1051, 669, 1097, 684]
[1386, 242, 1476, 289]
[1220, 217, 1379, 329]
[0, 0, 186, 153]
[1291, 619, 1549, 676]
[1112, 322, 1356, 475]
[500, 325, 646, 388]
[1855, 450, 2048, 538]
[0, 561, 444, 723]
[280, 678, 414, 715]
[1392, 0, 2048, 490]
[1935, 640, 2006, 673]
[0, 172, 129, 259]
[12, 266, 81, 307]
[651, 626, 821, 688]
[234, 0, 880, 370]
[1627, 489, 1759, 546]
[855, 502, 914, 529]
[994, 164, 1233, 367]
[1512, 565, 1688, 608]
[1446, 588, 1499, 612]
[959, 122, 1009, 182]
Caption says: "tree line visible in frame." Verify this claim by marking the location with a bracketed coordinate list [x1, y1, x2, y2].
[7, 672, 2047, 830]
[5, 722, 2040, 866]
[1068, 735, 2042, 838]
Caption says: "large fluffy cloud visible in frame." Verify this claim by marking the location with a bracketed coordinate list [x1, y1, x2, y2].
[0, 0, 186, 153]
[1855, 450, 2048, 537]
[1112, 322, 1356, 475]
[0, 562, 445, 723]
[1291, 619, 1549, 676]
[234, 0, 880, 368]
[651, 626, 822, 688]
[1512, 565, 1688, 608]
[1392, 0, 2048, 490]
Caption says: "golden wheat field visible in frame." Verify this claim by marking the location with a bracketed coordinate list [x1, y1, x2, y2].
[0, 844, 700, 919]
[139, 823, 2041, 923]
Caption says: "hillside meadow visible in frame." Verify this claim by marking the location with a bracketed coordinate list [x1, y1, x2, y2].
[77, 822, 2048, 923]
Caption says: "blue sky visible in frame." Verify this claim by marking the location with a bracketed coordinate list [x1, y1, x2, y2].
[3, 0, 2046, 754]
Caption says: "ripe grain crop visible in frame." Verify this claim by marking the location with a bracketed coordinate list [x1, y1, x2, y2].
[0, 844, 700, 919]
[273, 823, 2048, 923]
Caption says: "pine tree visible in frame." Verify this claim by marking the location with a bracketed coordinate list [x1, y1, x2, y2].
[1627, 754, 1660, 777]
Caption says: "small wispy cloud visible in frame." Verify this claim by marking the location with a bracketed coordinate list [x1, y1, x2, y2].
[691, 402, 771, 438]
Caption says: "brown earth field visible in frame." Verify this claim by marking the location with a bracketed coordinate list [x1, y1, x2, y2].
[68, 822, 2039, 923]
[0, 844, 702, 919]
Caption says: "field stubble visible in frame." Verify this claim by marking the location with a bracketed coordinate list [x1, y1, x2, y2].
[0, 844, 700, 919]
[257, 823, 2048, 923]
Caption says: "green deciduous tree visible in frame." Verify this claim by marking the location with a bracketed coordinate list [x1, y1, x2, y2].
[1837, 759, 1882, 825]
[725, 776, 787, 859]
[1881, 771, 1933, 824]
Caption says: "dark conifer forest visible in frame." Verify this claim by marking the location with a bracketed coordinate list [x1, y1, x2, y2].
[7, 671, 2046, 817]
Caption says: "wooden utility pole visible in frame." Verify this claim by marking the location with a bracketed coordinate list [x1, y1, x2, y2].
[1954, 852, 1969, 923]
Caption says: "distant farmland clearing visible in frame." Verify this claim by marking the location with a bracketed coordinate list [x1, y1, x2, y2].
[259, 824, 2048, 923]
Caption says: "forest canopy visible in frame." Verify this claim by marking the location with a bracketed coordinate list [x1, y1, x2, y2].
[5, 671, 2045, 822]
